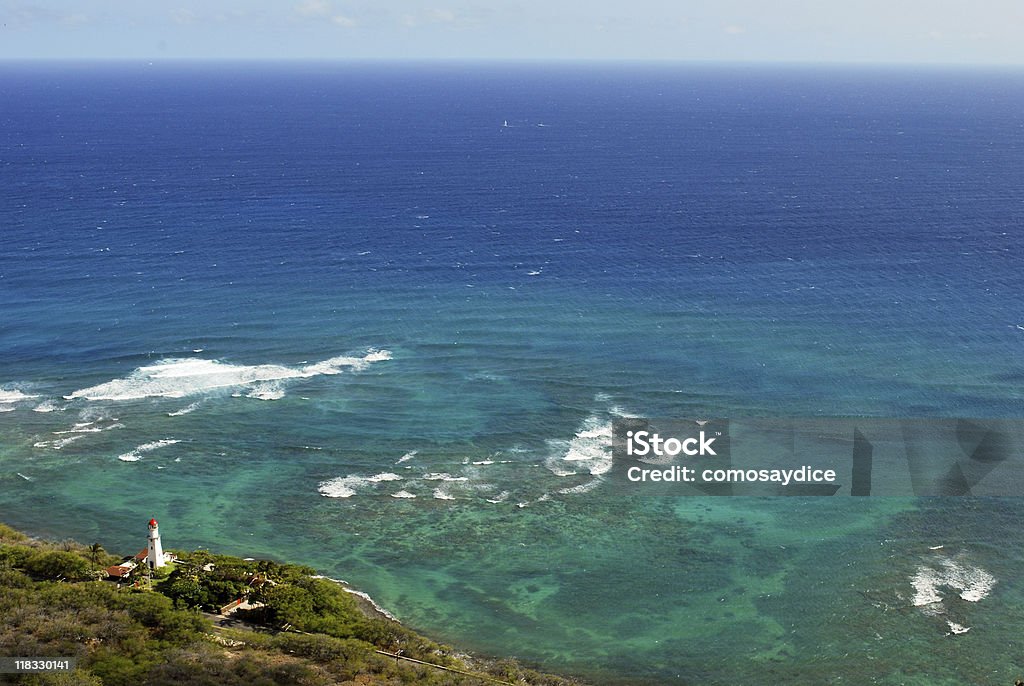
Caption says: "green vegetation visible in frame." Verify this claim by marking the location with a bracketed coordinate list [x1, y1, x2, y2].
[0, 523, 583, 686]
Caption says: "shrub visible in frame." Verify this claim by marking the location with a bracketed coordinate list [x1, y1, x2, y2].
[272, 633, 374, 664]
[24, 551, 94, 582]
[0, 523, 29, 543]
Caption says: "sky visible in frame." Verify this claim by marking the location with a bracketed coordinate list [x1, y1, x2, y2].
[1, 0, 1023, 64]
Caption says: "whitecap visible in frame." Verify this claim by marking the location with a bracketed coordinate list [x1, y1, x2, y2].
[53, 423, 102, 435]
[545, 414, 613, 478]
[34, 435, 86, 450]
[609, 404, 641, 419]
[911, 555, 996, 613]
[422, 472, 469, 482]
[0, 388, 38, 404]
[0, 388, 38, 411]
[51, 421, 124, 437]
[318, 479, 357, 498]
[118, 439, 181, 463]
[557, 479, 603, 495]
[432, 488, 456, 500]
[65, 349, 392, 401]
[396, 450, 418, 464]
[32, 401, 58, 413]
[168, 402, 202, 416]
[390, 490, 416, 499]
[318, 472, 402, 498]
[366, 472, 402, 482]
[947, 621, 971, 635]
[246, 382, 285, 400]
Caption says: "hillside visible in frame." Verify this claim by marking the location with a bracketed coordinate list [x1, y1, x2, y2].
[0, 523, 583, 686]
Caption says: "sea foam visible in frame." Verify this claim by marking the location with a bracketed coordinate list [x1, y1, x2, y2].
[545, 414, 613, 478]
[0, 388, 38, 411]
[311, 576, 400, 622]
[318, 472, 403, 498]
[65, 350, 392, 401]
[911, 554, 996, 614]
[33, 435, 86, 450]
[422, 472, 469, 482]
[118, 439, 181, 462]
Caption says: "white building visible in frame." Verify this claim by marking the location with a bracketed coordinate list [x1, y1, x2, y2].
[147, 517, 166, 570]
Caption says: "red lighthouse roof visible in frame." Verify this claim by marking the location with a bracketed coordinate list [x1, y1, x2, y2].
[148, 518, 158, 527]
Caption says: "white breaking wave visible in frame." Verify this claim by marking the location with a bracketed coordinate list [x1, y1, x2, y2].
[33, 401, 58, 413]
[432, 488, 456, 500]
[342, 588, 399, 621]
[312, 576, 400, 622]
[37, 419, 115, 449]
[422, 472, 469, 482]
[53, 422, 104, 435]
[947, 621, 971, 635]
[0, 389, 37, 403]
[64, 349, 392, 401]
[609, 404, 641, 419]
[118, 439, 181, 463]
[545, 414, 613, 478]
[246, 382, 285, 400]
[34, 435, 86, 450]
[911, 554, 997, 615]
[38, 420, 120, 450]
[318, 472, 402, 498]
[390, 490, 417, 499]
[557, 478, 603, 495]
[168, 402, 202, 416]
[0, 388, 38, 411]
[396, 450, 418, 464]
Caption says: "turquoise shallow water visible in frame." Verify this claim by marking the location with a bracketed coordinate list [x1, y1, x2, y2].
[2, 63, 1024, 683]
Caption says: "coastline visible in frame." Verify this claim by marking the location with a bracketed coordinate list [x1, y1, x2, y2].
[0, 520, 585, 686]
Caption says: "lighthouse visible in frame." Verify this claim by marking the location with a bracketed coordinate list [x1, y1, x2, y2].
[146, 518, 165, 570]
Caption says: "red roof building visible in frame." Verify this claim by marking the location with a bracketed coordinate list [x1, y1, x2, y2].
[105, 565, 133, 579]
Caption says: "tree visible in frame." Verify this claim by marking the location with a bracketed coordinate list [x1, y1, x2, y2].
[24, 551, 93, 582]
[262, 584, 315, 628]
[87, 543, 105, 565]
[162, 568, 203, 610]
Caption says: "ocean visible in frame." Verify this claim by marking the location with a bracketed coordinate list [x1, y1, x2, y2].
[2, 61, 1023, 684]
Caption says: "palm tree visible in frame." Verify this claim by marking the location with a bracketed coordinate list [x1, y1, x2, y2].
[87, 543, 105, 565]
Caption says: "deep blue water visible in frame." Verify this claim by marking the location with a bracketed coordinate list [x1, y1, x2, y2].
[2, 63, 1024, 684]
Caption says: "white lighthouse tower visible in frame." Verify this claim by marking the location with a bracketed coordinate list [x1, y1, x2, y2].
[146, 518, 165, 570]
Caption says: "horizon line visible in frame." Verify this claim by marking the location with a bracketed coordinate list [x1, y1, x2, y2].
[2, 56, 1024, 71]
